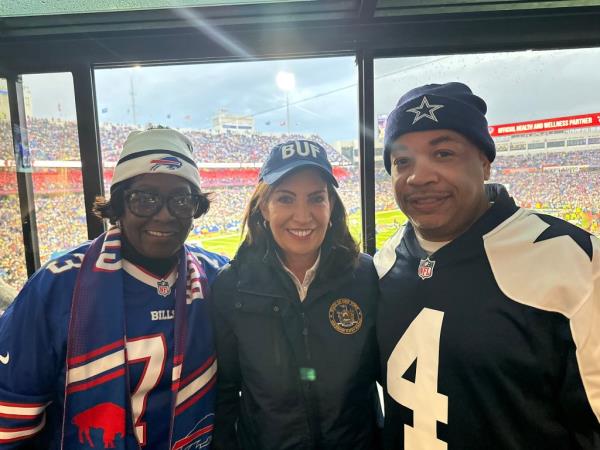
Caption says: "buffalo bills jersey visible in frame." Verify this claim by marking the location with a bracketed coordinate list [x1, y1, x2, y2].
[374, 189, 600, 449]
[0, 242, 227, 449]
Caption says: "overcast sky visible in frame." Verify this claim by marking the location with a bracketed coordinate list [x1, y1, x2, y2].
[23, 46, 600, 143]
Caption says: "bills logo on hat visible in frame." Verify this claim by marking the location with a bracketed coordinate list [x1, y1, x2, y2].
[406, 96, 444, 125]
[150, 156, 183, 171]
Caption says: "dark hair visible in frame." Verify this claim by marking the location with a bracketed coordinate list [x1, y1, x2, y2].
[240, 176, 360, 275]
[93, 178, 210, 224]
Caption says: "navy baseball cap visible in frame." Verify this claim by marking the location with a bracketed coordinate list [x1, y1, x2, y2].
[259, 139, 339, 187]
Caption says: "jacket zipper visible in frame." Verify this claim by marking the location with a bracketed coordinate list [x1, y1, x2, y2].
[273, 304, 281, 366]
[300, 310, 321, 449]
[300, 311, 311, 361]
[238, 287, 317, 447]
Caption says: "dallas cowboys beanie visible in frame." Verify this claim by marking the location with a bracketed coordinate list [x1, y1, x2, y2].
[383, 82, 496, 174]
[111, 128, 201, 191]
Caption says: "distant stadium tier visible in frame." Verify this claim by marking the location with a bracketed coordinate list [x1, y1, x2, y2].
[0, 166, 352, 193]
[0, 117, 353, 166]
[489, 112, 600, 137]
[107, 166, 351, 188]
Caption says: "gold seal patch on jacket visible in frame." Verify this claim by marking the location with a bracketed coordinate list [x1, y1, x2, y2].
[328, 298, 363, 334]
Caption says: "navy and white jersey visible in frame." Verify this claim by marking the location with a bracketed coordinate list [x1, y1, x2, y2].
[374, 190, 600, 449]
[0, 241, 227, 448]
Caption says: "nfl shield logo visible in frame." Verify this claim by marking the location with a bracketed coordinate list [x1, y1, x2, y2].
[157, 280, 171, 297]
[417, 257, 435, 280]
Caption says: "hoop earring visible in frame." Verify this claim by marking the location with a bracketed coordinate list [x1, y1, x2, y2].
[328, 220, 332, 229]
[263, 219, 269, 229]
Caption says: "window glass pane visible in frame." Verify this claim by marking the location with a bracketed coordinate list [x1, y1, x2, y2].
[95, 57, 359, 258]
[0, 79, 27, 296]
[1, 0, 304, 18]
[22, 73, 88, 265]
[374, 48, 600, 249]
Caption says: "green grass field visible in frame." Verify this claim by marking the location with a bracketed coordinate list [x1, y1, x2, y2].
[190, 209, 407, 258]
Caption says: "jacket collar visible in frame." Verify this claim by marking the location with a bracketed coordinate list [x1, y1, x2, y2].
[234, 236, 351, 304]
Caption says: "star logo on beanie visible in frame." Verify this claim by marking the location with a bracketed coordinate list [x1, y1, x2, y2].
[406, 96, 444, 125]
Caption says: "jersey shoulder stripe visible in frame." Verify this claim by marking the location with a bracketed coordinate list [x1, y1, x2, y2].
[40, 242, 92, 277]
[374, 225, 407, 279]
[186, 244, 229, 270]
[483, 207, 597, 317]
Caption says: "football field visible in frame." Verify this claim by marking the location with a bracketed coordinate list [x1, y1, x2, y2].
[191, 209, 407, 258]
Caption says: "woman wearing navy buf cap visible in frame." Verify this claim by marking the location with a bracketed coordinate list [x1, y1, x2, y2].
[212, 139, 382, 450]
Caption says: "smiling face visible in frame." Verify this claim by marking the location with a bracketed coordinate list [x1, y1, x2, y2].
[389, 129, 491, 242]
[260, 168, 334, 268]
[119, 173, 194, 259]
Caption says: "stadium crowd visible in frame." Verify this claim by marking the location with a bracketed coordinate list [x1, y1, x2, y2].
[0, 196, 27, 293]
[0, 118, 349, 165]
[1, 117, 599, 295]
[492, 149, 600, 172]
[0, 120, 12, 162]
[2, 164, 597, 292]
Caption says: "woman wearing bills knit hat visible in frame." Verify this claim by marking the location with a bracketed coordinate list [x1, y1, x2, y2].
[0, 127, 228, 449]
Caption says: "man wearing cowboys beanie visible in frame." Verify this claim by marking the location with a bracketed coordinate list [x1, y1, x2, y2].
[374, 82, 600, 449]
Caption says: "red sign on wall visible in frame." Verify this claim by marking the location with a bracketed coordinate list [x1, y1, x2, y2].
[488, 112, 600, 137]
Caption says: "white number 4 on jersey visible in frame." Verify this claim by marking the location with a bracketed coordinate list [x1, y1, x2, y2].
[387, 308, 448, 450]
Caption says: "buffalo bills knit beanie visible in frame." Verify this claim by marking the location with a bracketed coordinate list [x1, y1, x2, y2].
[111, 128, 201, 191]
[383, 82, 496, 174]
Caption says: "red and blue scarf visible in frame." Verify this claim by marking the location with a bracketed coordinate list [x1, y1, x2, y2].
[61, 227, 217, 449]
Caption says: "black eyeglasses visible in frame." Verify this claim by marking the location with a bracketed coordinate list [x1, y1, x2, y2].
[124, 190, 200, 219]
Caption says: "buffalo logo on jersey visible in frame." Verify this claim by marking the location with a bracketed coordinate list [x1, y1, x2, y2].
[157, 279, 171, 297]
[150, 156, 183, 171]
[72, 402, 125, 448]
[328, 298, 363, 334]
[417, 257, 435, 280]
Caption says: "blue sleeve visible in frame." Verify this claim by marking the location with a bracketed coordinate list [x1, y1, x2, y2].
[187, 245, 230, 286]
[0, 261, 75, 446]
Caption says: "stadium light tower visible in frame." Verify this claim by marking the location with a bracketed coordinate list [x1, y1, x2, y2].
[129, 65, 141, 126]
[276, 71, 295, 134]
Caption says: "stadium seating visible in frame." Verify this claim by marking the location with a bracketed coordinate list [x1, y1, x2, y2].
[0, 118, 598, 291]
